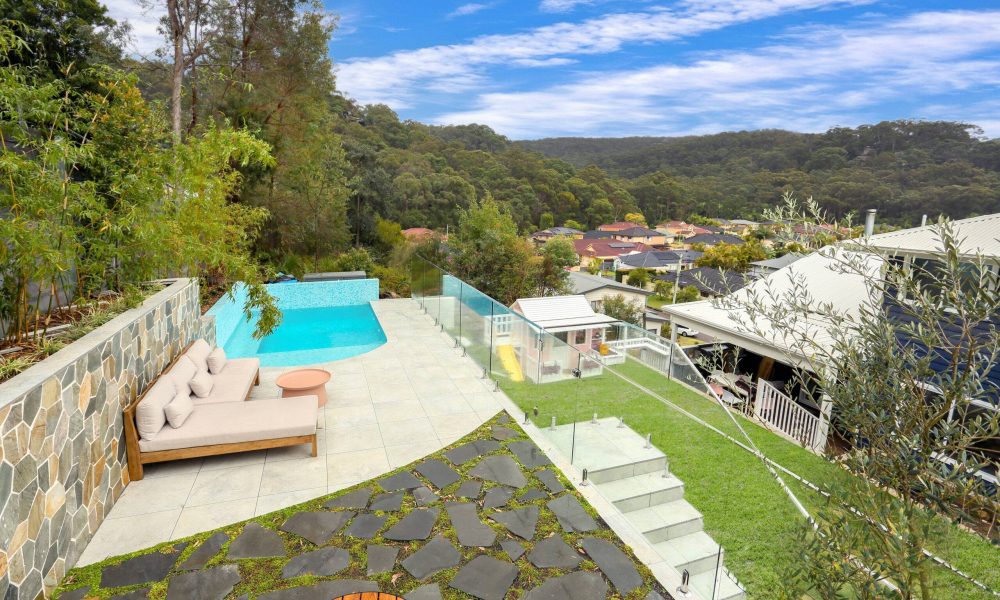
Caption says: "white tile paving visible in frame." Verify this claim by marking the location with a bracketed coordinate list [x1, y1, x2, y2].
[75, 298, 503, 567]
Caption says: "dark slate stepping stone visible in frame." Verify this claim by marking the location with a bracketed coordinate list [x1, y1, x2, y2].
[527, 536, 582, 569]
[370, 491, 404, 511]
[280, 511, 355, 545]
[110, 590, 149, 600]
[508, 441, 552, 467]
[379, 470, 423, 491]
[101, 552, 177, 588]
[412, 486, 437, 506]
[482, 486, 513, 509]
[384, 508, 439, 541]
[366, 545, 399, 575]
[59, 588, 89, 600]
[281, 546, 351, 579]
[345, 513, 388, 539]
[469, 455, 527, 488]
[491, 426, 517, 441]
[547, 494, 598, 533]
[401, 535, 461, 580]
[455, 480, 482, 499]
[500, 539, 525, 561]
[446, 502, 497, 547]
[449, 555, 518, 600]
[165, 565, 241, 600]
[522, 571, 608, 600]
[535, 469, 566, 494]
[488, 506, 539, 540]
[179, 532, 228, 570]
[257, 580, 378, 600]
[645, 592, 666, 600]
[517, 488, 547, 502]
[581, 537, 643, 594]
[227, 523, 285, 558]
[496, 413, 512, 423]
[324, 487, 372, 509]
[405, 583, 443, 600]
[415, 458, 461, 489]
[444, 440, 500, 465]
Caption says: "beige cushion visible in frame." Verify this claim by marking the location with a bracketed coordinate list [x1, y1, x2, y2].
[185, 339, 212, 372]
[196, 357, 259, 405]
[168, 355, 198, 392]
[207, 347, 227, 374]
[164, 392, 194, 428]
[190, 369, 214, 398]
[136, 377, 176, 440]
[138, 396, 318, 453]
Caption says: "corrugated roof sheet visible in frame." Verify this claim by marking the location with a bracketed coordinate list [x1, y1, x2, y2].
[512, 295, 620, 331]
[863, 213, 1000, 259]
[568, 271, 653, 295]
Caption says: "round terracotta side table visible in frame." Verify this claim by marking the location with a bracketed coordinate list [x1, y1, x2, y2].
[275, 368, 331, 407]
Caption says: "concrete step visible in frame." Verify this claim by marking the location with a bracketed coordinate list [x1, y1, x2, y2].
[691, 569, 746, 600]
[600, 472, 684, 513]
[589, 455, 667, 484]
[624, 499, 703, 543]
[653, 531, 721, 576]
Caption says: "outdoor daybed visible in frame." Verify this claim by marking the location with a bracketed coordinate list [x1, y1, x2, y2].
[124, 340, 318, 480]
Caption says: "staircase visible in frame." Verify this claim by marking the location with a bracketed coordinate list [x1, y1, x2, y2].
[545, 418, 746, 600]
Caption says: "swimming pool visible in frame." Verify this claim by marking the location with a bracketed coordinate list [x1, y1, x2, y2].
[208, 280, 387, 367]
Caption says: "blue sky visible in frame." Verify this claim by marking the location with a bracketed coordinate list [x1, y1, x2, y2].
[106, 0, 1000, 139]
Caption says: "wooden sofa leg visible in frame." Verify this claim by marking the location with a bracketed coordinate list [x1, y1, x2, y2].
[311, 434, 318, 457]
[255, 370, 260, 386]
[128, 459, 144, 482]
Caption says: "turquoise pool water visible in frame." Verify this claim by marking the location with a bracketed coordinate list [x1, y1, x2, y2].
[208, 280, 385, 367]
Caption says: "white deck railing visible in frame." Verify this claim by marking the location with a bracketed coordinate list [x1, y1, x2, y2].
[753, 380, 823, 451]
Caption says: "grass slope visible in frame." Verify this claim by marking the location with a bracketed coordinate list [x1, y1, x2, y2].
[500, 359, 999, 599]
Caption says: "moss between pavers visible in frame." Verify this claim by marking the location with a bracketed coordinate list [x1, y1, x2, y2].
[56, 413, 669, 600]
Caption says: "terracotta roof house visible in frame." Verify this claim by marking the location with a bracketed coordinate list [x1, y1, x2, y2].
[597, 221, 643, 232]
[610, 226, 669, 246]
[572, 239, 652, 269]
[655, 221, 696, 238]
[401, 227, 439, 241]
[681, 233, 746, 248]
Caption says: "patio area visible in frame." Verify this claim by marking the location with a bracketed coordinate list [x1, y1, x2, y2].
[76, 299, 504, 566]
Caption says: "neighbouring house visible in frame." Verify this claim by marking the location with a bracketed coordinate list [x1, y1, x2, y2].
[615, 250, 703, 274]
[572, 239, 652, 270]
[655, 221, 697, 238]
[655, 267, 747, 297]
[609, 226, 670, 246]
[749, 253, 804, 279]
[529, 227, 584, 245]
[661, 248, 882, 451]
[719, 219, 759, 235]
[582, 230, 615, 239]
[567, 271, 653, 315]
[598, 221, 643, 232]
[643, 308, 670, 335]
[680, 233, 746, 249]
[509, 295, 619, 382]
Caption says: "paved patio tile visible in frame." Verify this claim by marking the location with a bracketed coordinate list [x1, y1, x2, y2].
[106, 473, 196, 518]
[429, 412, 483, 439]
[199, 450, 268, 472]
[419, 395, 474, 417]
[172, 498, 256, 540]
[328, 448, 390, 484]
[326, 404, 378, 428]
[187, 464, 264, 506]
[385, 441, 443, 469]
[259, 456, 328, 496]
[141, 458, 203, 479]
[374, 402, 428, 423]
[325, 424, 383, 453]
[379, 417, 437, 441]
[77, 509, 181, 566]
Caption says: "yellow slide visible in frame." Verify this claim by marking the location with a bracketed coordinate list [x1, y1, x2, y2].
[496, 345, 525, 382]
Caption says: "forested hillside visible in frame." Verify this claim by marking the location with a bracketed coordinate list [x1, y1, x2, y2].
[520, 124, 1000, 226]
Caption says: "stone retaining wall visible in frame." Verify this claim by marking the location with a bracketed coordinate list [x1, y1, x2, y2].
[0, 278, 215, 599]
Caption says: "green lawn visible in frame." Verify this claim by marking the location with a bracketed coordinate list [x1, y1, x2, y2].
[499, 358, 1000, 599]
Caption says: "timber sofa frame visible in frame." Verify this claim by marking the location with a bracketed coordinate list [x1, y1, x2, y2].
[123, 342, 317, 481]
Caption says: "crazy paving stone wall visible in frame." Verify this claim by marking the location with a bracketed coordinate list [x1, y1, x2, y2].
[0, 278, 215, 599]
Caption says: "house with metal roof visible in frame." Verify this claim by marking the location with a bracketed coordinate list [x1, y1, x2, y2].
[749, 253, 804, 278]
[572, 239, 652, 270]
[680, 233, 746, 248]
[616, 250, 703, 273]
[655, 267, 747, 297]
[509, 295, 619, 382]
[608, 226, 670, 246]
[528, 227, 584, 245]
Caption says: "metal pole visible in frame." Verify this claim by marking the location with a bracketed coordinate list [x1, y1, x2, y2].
[488, 303, 494, 378]
[457, 284, 463, 348]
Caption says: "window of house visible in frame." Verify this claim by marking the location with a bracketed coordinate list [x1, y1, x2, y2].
[554, 331, 568, 343]
[573, 330, 586, 345]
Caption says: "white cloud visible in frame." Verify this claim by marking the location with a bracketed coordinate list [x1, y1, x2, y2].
[431, 10, 1000, 138]
[336, 0, 871, 106]
[449, 3, 494, 18]
[101, 0, 164, 57]
[539, 0, 593, 12]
